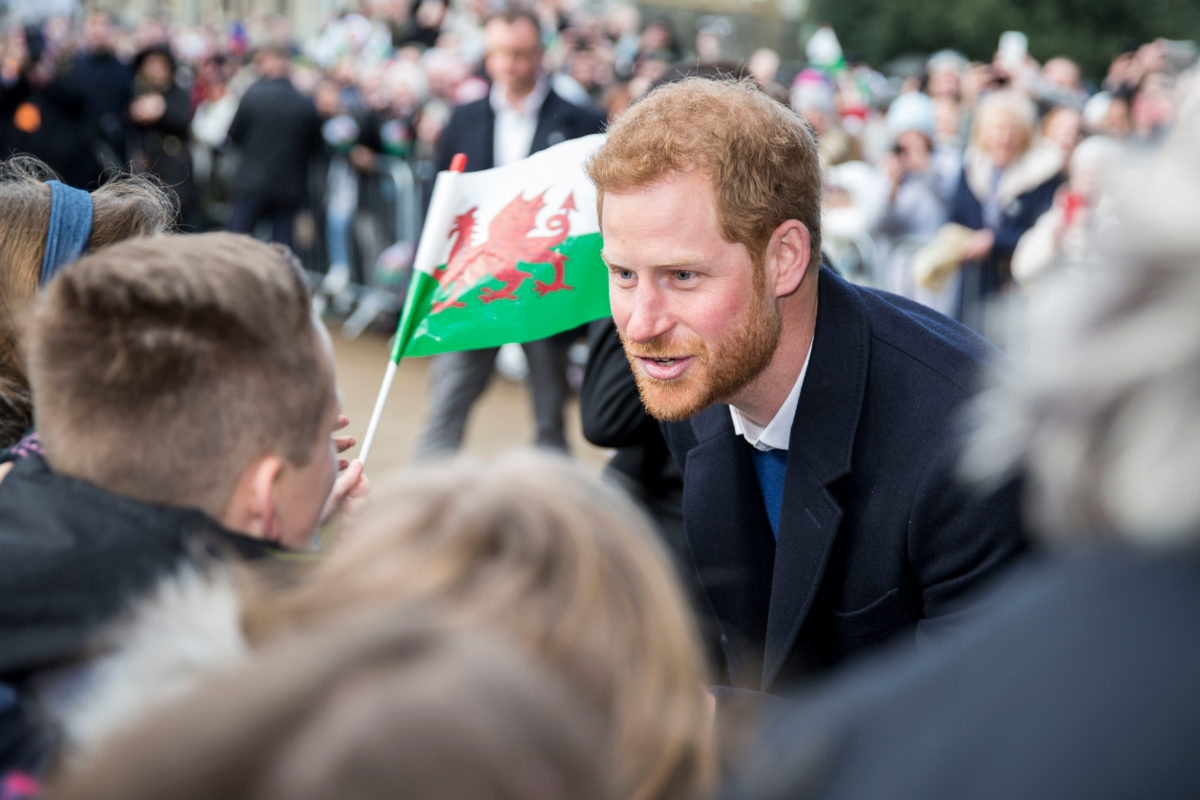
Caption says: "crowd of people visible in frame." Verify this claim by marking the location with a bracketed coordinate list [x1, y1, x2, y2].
[0, 3, 1199, 799]
[2, 7, 1194, 336]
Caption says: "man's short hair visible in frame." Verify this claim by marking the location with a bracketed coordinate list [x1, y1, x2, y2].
[587, 77, 823, 269]
[483, 7, 542, 37]
[27, 232, 331, 517]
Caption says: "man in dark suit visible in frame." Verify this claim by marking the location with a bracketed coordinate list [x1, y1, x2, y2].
[586, 77, 1025, 697]
[414, 9, 606, 458]
[720, 139, 1200, 800]
[226, 45, 323, 251]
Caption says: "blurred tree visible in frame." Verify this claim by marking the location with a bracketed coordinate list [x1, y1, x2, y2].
[811, 0, 1200, 82]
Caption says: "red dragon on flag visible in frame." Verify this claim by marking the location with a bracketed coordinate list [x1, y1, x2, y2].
[430, 190, 576, 314]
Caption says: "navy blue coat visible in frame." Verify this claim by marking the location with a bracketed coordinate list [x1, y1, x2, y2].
[948, 160, 1061, 328]
[721, 547, 1200, 800]
[662, 267, 1027, 692]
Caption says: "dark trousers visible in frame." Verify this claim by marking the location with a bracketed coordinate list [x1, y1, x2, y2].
[414, 338, 570, 459]
[227, 197, 298, 252]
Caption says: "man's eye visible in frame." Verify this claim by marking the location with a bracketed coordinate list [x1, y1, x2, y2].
[673, 270, 697, 281]
[613, 269, 635, 282]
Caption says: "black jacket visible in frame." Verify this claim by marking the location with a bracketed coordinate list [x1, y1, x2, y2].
[128, 81, 196, 220]
[429, 87, 605, 195]
[0, 70, 105, 189]
[72, 50, 132, 166]
[0, 454, 287, 681]
[723, 547, 1200, 800]
[227, 76, 322, 204]
[663, 267, 1028, 692]
[581, 318, 683, 511]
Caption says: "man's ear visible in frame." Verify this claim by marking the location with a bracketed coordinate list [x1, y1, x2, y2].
[221, 455, 285, 541]
[767, 220, 811, 298]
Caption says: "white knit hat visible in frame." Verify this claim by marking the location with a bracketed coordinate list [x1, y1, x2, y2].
[886, 91, 936, 140]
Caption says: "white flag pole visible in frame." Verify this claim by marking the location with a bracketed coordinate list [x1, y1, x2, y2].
[357, 154, 467, 467]
[357, 359, 397, 468]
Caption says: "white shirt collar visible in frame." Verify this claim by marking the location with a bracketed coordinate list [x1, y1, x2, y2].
[490, 79, 549, 168]
[489, 78, 549, 118]
[731, 338, 815, 451]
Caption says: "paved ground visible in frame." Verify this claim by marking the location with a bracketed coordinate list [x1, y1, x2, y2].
[327, 324, 610, 481]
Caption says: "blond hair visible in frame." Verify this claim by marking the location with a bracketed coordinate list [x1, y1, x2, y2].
[971, 89, 1038, 154]
[242, 450, 715, 800]
[587, 76, 822, 268]
[51, 611, 615, 800]
[27, 232, 329, 517]
[0, 156, 175, 447]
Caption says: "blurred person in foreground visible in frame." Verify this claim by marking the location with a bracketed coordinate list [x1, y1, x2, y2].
[36, 450, 713, 800]
[586, 77, 1026, 703]
[50, 613, 614, 800]
[413, 8, 605, 459]
[0, 156, 175, 452]
[720, 99, 1200, 800]
[0, 233, 365, 773]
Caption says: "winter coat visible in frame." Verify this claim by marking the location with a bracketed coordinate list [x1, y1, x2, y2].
[226, 76, 322, 206]
[0, 454, 288, 771]
[949, 144, 1063, 331]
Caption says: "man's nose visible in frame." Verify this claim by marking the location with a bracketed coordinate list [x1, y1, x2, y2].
[622, 284, 672, 343]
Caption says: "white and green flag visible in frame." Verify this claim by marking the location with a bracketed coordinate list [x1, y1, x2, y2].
[393, 133, 609, 361]
[358, 133, 609, 464]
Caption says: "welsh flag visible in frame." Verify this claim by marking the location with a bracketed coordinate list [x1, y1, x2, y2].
[393, 133, 609, 360]
[357, 133, 610, 463]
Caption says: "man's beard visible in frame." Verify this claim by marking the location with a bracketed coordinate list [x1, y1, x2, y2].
[620, 282, 781, 422]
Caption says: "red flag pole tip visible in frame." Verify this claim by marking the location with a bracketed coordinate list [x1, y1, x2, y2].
[450, 153, 468, 172]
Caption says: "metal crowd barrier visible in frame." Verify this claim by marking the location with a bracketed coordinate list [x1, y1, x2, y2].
[311, 153, 424, 339]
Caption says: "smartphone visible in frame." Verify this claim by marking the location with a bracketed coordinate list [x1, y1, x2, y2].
[998, 31, 1028, 71]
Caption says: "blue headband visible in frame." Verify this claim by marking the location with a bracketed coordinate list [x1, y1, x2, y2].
[40, 180, 94, 286]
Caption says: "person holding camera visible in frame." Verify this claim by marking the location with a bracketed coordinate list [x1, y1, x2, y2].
[866, 92, 961, 314]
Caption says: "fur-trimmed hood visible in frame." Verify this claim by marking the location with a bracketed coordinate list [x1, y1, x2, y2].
[963, 143, 1063, 210]
[36, 567, 249, 764]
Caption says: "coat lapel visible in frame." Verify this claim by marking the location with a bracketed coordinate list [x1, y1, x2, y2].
[531, 91, 570, 153]
[761, 268, 871, 688]
[476, 102, 496, 171]
[681, 408, 776, 689]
